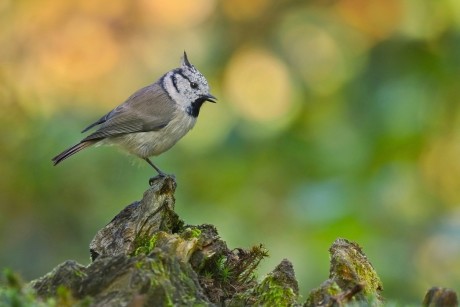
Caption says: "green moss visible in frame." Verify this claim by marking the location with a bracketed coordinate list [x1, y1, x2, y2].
[164, 292, 174, 307]
[219, 267, 233, 284]
[135, 260, 144, 270]
[326, 282, 341, 296]
[330, 239, 383, 300]
[150, 260, 166, 276]
[346, 258, 381, 295]
[132, 233, 159, 256]
[73, 269, 86, 279]
[0, 269, 56, 307]
[0, 271, 92, 307]
[56, 285, 76, 306]
[210, 255, 234, 285]
[188, 227, 202, 239]
[78, 297, 93, 307]
[3, 269, 22, 290]
[201, 244, 270, 305]
[252, 276, 297, 306]
[180, 227, 201, 240]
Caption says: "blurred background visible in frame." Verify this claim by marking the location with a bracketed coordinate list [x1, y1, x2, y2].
[1, 0, 460, 304]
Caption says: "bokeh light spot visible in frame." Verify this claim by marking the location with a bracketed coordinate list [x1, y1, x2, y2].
[222, 0, 270, 21]
[139, 0, 216, 28]
[223, 47, 292, 122]
[421, 135, 460, 206]
[38, 17, 120, 83]
[279, 21, 349, 95]
[398, 0, 451, 40]
[335, 0, 403, 40]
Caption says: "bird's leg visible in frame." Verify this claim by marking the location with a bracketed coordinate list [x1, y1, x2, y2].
[144, 157, 165, 175]
[145, 158, 168, 186]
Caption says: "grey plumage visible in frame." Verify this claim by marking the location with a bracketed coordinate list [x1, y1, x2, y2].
[52, 52, 216, 175]
[81, 83, 175, 141]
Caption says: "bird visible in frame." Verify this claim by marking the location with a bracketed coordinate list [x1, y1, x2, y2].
[52, 52, 216, 181]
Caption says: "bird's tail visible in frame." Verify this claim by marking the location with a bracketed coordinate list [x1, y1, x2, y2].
[52, 140, 97, 166]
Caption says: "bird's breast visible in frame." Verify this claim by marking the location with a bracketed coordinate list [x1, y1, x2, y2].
[110, 110, 197, 158]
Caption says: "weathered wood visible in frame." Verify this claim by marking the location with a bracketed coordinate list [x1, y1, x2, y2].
[1, 176, 455, 306]
[423, 287, 458, 307]
[89, 175, 180, 260]
[305, 238, 383, 307]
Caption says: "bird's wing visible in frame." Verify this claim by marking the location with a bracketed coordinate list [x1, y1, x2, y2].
[82, 83, 176, 141]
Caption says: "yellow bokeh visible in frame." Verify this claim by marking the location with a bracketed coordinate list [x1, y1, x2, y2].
[275, 8, 371, 96]
[399, 0, 453, 40]
[139, 0, 216, 28]
[222, 0, 270, 21]
[335, 0, 403, 40]
[420, 135, 460, 206]
[38, 17, 120, 83]
[223, 47, 292, 122]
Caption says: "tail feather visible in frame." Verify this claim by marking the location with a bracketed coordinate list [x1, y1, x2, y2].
[52, 140, 97, 165]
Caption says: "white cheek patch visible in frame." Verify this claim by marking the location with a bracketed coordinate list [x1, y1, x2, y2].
[162, 72, 190, 110]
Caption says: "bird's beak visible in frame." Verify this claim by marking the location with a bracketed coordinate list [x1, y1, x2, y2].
[203, 94, 217, 103]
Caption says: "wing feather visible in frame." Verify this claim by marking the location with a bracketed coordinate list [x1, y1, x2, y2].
[82, 83, 175, 141]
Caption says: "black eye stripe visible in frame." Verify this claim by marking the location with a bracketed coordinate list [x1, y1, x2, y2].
[171, 74, 179, 92]
[173, 69, 201, 90]
[173, 71, 198, 89]
[176, 71, 191, 83]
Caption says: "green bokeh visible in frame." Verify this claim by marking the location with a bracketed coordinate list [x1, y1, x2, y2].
[1, 1, 460, 304]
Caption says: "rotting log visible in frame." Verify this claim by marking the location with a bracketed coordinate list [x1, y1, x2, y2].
[0, 176, 457, 306]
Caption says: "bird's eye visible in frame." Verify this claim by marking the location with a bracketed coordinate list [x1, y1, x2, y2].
[190, 82, 198, 89]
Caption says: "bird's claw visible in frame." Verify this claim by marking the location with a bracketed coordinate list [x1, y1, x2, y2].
[149, 172, 176, 186]
[149, 174, 165, 186]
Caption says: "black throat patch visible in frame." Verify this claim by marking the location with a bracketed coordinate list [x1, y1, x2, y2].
[186, 97, 207, 117]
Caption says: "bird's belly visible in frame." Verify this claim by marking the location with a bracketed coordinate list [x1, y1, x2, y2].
[109, 113, 196, 158]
